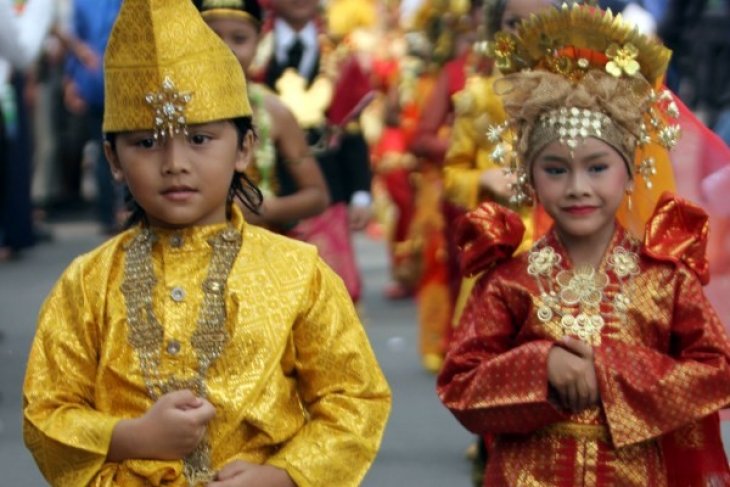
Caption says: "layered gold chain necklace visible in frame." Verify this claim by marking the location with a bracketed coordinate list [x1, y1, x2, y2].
[527, 235, 640, 345]
[122, 225, 241, 485]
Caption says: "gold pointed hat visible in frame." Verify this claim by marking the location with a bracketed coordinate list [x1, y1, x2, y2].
[103, 0, 252, 138]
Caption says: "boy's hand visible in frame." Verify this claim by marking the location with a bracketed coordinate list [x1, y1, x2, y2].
[109, 389, 216, 462]
[547, 337, 600, 413]
[206, 461, 295, 487]
[140, 390, 216, 460]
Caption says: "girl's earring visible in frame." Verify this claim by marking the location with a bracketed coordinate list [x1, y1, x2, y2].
[626, 188, 633, 212]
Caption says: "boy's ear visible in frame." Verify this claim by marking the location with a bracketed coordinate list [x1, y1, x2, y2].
[235, 130, 254, 173]
[104, 141, 126, 183]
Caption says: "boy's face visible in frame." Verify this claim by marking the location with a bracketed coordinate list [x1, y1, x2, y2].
[531, 136, 632, 241]
[271, 0, 318, 27]
[206, 17, 260, 73]
[105, 121, 252, 229]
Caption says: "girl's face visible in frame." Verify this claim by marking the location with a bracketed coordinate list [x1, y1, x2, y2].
[105, 121, 252, 229]
[531, 137, 632, 242]
[206, 17, 260, 73]
[501, 0, 554, 33]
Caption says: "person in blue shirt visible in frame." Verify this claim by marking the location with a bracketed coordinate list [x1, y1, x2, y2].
[64, 0, 122, 233]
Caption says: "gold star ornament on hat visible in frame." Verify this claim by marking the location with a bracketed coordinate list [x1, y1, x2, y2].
[103, 0, 252, 139]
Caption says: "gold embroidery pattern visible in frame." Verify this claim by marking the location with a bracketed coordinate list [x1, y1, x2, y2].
[122, 225, 241, 485]
[528, 237, 640, 343]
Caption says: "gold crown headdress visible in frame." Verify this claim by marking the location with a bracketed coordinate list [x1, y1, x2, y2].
[485, 4, 680, 207]
[103, 0, 252, 139]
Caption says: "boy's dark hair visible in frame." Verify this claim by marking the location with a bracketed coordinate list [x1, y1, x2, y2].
[105, 116, 263, 228]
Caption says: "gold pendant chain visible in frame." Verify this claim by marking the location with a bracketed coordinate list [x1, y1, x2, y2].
[122, 225, 241, 484]
[528, 235, 640, 344]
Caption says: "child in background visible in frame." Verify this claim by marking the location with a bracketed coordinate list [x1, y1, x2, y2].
[23, 1, 390, 486]
[195, 0, 330, 233]
[437, 5, 730, 486]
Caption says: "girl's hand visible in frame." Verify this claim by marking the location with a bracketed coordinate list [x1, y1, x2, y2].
[478, 168, 516, 202]
[109, 389, 216, 462]
[206, 461, 295, 487]
[547, 337, 600, 413]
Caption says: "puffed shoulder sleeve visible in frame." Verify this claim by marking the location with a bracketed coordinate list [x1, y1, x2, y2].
[642, 191, 710, 283]
[456, 201, 525, 277]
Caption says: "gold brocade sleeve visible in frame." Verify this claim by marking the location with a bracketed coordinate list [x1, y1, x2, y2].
[266, 259, 391, 487]
[23, 257, 124, 487]
[437, 272, 566, 435]
[443, 75, 506, 210]
[595, 265, 730, 448]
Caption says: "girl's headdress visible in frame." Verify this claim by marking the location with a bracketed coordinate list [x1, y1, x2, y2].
[487, 4, 679, 229]
[103, 0, 252, 140]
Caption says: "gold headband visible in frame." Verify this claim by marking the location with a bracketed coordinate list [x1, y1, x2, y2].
[103, 0, 252, 138]
[200, 9, 259, 25]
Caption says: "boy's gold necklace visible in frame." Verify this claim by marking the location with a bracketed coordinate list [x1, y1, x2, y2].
[121, 224, 241, 485]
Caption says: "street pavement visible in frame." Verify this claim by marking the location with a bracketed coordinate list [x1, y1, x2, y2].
[1, 218, 727, 486]
[0, 218, 473, 486]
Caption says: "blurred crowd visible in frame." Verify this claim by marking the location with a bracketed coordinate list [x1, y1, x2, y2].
[1, 0, 729, 328]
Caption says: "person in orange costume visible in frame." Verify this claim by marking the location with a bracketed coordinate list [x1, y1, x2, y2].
[438, 4, 730, 486]
[407, 0, 489, 372]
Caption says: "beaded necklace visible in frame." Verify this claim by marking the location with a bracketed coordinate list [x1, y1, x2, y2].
[122, 225, 241, 485]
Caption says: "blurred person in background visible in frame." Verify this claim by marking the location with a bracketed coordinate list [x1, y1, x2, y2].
[195, 0, 330, 233]
[253, 0, 375, 303]
[0, 0, 54, 261]
[63, 0, 122, 234]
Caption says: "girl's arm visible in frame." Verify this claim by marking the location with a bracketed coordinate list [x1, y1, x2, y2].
[594, 265, 730, 448]
[262, 93, 329, 224]
[265, 259, 390, 487]
[437, 273, 567, 436]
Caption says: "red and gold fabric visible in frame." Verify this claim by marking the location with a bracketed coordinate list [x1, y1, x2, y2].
[437, 195, 730, 486]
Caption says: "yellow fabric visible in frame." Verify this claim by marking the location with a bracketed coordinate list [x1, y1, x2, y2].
[23, 206, 391, 487]
[443, 74, 506, 210]
[444, 73, 536, 326]
[103, 0, 251, 133]
[327, 0, 377, 38]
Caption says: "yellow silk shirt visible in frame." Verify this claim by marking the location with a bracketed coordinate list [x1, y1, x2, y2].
[443, 74, 506, 211]
[23, 207, 391, 487]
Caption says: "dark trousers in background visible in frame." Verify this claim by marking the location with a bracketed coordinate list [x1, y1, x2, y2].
[1, 75, 34, 251]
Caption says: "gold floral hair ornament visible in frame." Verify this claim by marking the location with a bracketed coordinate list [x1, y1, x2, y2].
[198, 0, 261, 27]
[484, 3, 680, 205]
[103, 0, 252, 136]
